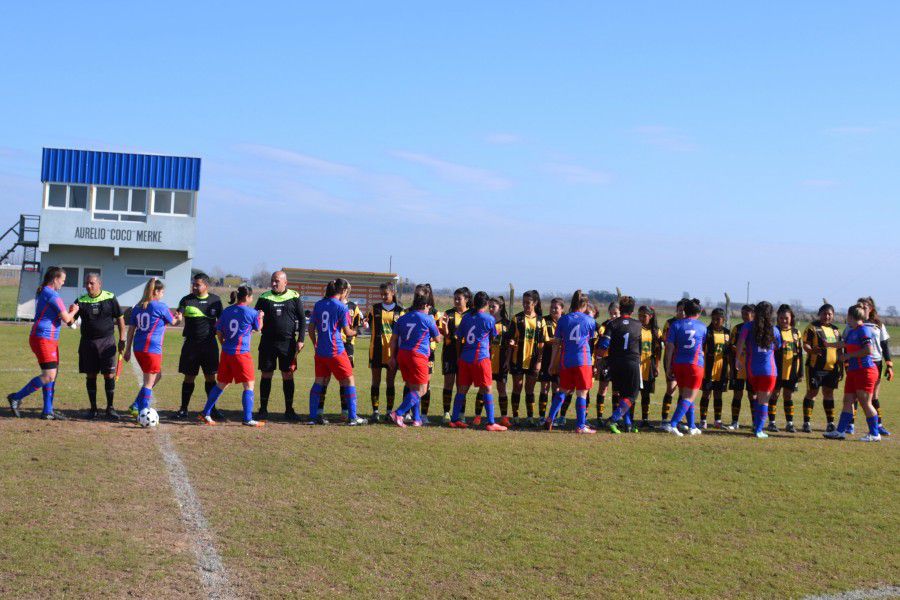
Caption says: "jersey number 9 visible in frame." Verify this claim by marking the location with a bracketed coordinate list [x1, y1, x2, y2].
[228, 319, 240, 338]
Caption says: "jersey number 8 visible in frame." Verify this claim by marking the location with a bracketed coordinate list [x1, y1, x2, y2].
[321, 311, 330, 332]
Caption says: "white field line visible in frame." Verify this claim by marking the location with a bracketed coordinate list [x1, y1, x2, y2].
[129, 360, 237, 600]
[803, 586, 900, 600]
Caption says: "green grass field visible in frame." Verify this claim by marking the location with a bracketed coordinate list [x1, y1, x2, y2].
[0, 323, 897, 599]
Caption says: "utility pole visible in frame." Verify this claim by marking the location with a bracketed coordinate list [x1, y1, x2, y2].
[389, 255, 392, 273]
[746, 281, 750, 304]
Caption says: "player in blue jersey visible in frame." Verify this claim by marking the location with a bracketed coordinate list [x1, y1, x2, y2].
[387, 288, 442, 427]
[825, 304, 882, 441]
[450, 291, 507, 430]
[663, 298, 707, 437]
[199, 285, 264, 426]
[124, 278, 181, 419]
[7, 267, 80, 420]
[307, 278, 365, 426]
[734, 301, 782, 439]
[545, 290, 598, 433]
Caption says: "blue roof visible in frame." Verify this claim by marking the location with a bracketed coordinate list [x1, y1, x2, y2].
[41, 148, 201, 191]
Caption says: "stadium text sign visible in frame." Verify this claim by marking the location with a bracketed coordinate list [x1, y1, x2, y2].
[73, 226, 163, 243]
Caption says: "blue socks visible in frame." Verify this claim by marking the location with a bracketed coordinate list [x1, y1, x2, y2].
[755, 403, 768, 434]
[686, 404, 696, 429]
[576, 397, 587, 429]
[202, 385, 225, 416]
[241, 390, 254, 422]
[611, 398, 634, 423]
[836, 410, 853, 433]
[41, 381, 55, 415]
[343, 386, 358, 420]
[14, 376, 42, 401]
[396, 390, 419, 416]
[546, 391, 565, 423]
[670, 398, 691, 428]
[451, 392, 466, 422]
[309, 383, 325, 419]
[133, 387, 153, 412]
[484, 393, 495, 424]
[866, 415, 879, 436]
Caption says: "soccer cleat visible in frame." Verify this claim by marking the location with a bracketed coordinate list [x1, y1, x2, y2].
[640, 419, 651, 429]
[801, 422, 812, 433]
[755, 431, 769, 439]
[418, 415, 430, 426]
[442, 412, 451, 424]
[846, 424, 855, 435]
[285, 410, 302, 423]
[411, 420, 423, 427]
[699, 419, 707, 430]
[727, 421, 740, 431]
[877, 425, 891, 436]
[389, 410, 406, 428]
[526, 417, 537, 428]
[316, 415, 329, 425]
[767, 422, 778, 433]
[678, 423, 690, 433]
[7, 394, 22, 418]
[629, 425, 640, 433]
[485, 423, 508, 432]
[689, 427, 703, 436]
[664, 423, 683, 437]
[714, 420, 726, 429]
[171, 409, 188, 420]
[785, 422, 796, 433]
[575, 426, 596, 434]
[404, 414, 413, 423]
[340, 410, 349, 422]
[242, 419, 264, 427]
[257, 408, 269, 421]
[106, 407, 121, 421]
[370, 410, 381, 424]
[472, 416, 482, 426]
[85, 408, 98, 420]
[608, 422, 621, 434]
[128, 404, 139, 417]
[543, 419, 553, 431]
[448, 420, 469, 429]
[858, 433, 881, 442]
[348, 417, 367, 426]
[198, 414, 216, 426]
[823, 429, 845, 440]
[211, 407, 227, 422]
[499, 416, 511, 427]
[557, 417, 567, 428]
[825, 423, 836, 433]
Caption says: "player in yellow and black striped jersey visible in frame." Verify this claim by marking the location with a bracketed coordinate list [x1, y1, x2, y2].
[439, 287, 471, 422]
[727, 304, 756, 429]
[800, 303, 843, 432]
[537, 298, 565, 425]
[637, 305, 662, 428]
[659, 299, 687, 424]
[509, 290, 545, 425]
[473, 296, 512, 426]
[594, 301, 620, 423]
[699, 308, 730, 428]
[366, 282, 405, 420]
[768, 304, 803, 433]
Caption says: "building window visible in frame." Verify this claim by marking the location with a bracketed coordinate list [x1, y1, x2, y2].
[126, 268, 164, 277]
[60, 267, 80, 288]
[94, 187, 148, 223]
[46, 184, 89, 210]
[153, 190, 192, 216]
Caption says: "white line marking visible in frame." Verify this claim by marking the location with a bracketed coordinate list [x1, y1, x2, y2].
[129, 360, 236, 599]
[804, 586, 900, 600]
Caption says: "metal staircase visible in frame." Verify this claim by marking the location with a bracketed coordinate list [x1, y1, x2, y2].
[0, 214, 40, 271]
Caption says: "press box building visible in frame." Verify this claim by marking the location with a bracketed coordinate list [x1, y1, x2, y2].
[16, 148, 201, 317]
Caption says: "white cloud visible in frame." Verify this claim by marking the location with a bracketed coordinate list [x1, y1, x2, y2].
[544, 163, 612, 185]
[484, 132, 523, 145]
[392, 150, 512, 191]
[633, 125, 697, 152]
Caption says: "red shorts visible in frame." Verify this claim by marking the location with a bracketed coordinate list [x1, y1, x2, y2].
[217, 352, 254, 384]
[134, 351, 162, 374]
[749, 375, 777, 394]
[314, 352, 354, 381]
[845, 367, 878, 395]
[559, 365, 593, 391]
[457, 358, 492, 389]
[29, 336, 59, 366]
[673, 363, 704, 390]
[397, 349, 430, 385]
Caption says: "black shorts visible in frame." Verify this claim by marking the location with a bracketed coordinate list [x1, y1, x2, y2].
[703, 379, 728, 393]
[609, 361, 642, 400]
[730, 378, 755, 393]
[441, 345, 458, 375]
[178, 340, 219, 377]
[806, 367, 841, 390]
[538, 370, 557, 383]
[493, 371, 510, 383]
[510, 364, 539, 377]
[79, 337, 117, 374]
[595, 358, 611, 382]
[258, 340, 296, 372]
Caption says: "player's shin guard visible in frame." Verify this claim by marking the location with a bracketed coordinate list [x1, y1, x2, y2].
[259, 378, 272, 412]
[41, 381, 55, 415]
[511, 391, 521, 417]
[181, 382, 195, 411]
[575, 396, 588, 429]
[283, 379, 295, 413]
[451, 392, 466, 423]
[546, 391, 566, 423]
[442, 388, 452, 413]
[308, 383, 325, 419]
[370, 386, 380, 412]
[803, 397, 814, 423]
[525, 393, 535, 418]
[104, 377, 116, 408]
[241, 390, 254, 423]
[202, 385, 224, 416]
[661, 393, 673, 421]
[538, 391, 548, 419]
[385, 385, 396, 412]
[670, 398, 691, 428]
[784, 397, 794, 422]
[768, 396, 778, 423]
[474, 392, 484, 417]
[12, 376, 42, 401]
[344, 386, 359, 420]
[823, 398, 835, 423]
[86, 378, 98, 410]
[611, 397, 634, 424]
[483, 393, 495, 424]
[396, 390, 419, 416]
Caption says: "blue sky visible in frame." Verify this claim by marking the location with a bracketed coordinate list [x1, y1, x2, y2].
[1, 2, 898, 308]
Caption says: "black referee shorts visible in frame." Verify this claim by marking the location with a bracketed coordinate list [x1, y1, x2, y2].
[609, 361, 642, 400]
[178, 340, 219, 376]
[79, 337, 117, 374]
[258, 340, 296, 372]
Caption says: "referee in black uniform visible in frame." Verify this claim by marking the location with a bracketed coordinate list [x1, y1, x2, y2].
[173, 272, 223, 419]
[255, 270, 306, 421]
[71, 273, 125, 420]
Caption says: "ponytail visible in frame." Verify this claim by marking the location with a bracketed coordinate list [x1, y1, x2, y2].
[37, 266, 65, 295]
[569, 289, 588, 313]
[230, 284, 253, 305]
[754, 301, 775, 348]
[140, 278, 165, 309]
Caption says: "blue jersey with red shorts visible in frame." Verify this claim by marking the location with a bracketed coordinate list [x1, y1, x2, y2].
[31, 286, 66, 340]
[741, 322, 782, 376]
[457, 310, 496, 362]
[556, 312, 597, 368]
[396, 310, 441, 357]
[217, 304, 261, 355]
[311, 297, 349, 357]
[844, 325, 875, 371]
[667, 317, 707, 366]
[130, 301, 174, 354]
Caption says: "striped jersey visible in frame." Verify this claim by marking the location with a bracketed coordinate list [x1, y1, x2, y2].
[31, 286, 67, 340]
[216, 304, 261, 355]
[311, 297, 349, 357]
[130, 301, 175, 354]
[396, 310, 441, 358]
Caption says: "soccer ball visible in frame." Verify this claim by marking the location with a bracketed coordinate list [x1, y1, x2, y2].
[138, 407, 159, 428]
